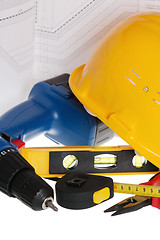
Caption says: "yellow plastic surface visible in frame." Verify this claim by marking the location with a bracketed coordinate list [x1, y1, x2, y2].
[21, 145, 131, 177]
[69, 13, 160, 168]
[20, 145, 158, 178]
[114, 182, 160, 198]
[93, 187, 110, 204]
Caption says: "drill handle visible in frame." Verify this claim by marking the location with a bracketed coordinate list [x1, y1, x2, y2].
[0, 98, 50, 142]
[0, 74, 98, 146]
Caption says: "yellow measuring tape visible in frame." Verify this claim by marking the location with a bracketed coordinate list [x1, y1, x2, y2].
[114, 182, 160, 198]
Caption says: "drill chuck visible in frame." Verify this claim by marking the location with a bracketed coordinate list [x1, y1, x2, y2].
[0, 148, 57, 211]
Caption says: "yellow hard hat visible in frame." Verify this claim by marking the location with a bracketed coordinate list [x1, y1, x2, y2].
[69, 12, 160, 168]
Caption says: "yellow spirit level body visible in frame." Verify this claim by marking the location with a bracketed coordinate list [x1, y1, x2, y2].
[20, 145, 159, 178]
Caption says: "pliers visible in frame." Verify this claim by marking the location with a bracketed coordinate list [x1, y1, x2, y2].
[104, 172, 160, 216]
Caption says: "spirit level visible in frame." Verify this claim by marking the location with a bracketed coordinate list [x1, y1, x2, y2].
[20, 146, 159, 178]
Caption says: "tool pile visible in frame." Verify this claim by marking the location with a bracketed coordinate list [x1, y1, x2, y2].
[1, 12, 160, 215]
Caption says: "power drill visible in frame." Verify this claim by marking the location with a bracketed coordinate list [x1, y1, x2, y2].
[0, 74, 111, 211]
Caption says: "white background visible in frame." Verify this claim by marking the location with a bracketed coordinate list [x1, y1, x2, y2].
[0, 135, 159, 240]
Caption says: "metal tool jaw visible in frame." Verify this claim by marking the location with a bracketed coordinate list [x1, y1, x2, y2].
[104, 195, 152, 216]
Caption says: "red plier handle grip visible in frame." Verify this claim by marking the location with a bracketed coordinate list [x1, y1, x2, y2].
[141, 172, 160, 209]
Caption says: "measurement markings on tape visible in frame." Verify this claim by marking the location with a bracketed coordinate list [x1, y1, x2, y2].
[114, 182, 160, 198]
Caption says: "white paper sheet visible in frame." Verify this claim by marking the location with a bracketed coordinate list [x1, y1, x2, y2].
[1, 0, 160, 113]
[0, 0, 36, 114]
[34, 0, 160, 81]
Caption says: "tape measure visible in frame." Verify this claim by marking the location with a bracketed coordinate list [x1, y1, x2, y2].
[55, 173, 160, 210]
[114, 182, 160, 198]
[55, 173, 114, 209]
